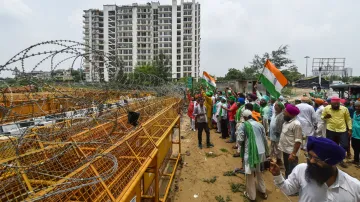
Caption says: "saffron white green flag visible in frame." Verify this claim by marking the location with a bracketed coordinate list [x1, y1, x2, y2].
[201, 71, 216, 90]
[259, 60, 288, 98]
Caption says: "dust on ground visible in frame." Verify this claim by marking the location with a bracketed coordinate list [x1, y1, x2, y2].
[169, 117, 360, 202]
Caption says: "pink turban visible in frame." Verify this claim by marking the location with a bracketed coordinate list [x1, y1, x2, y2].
[285, 104, 300, 116]
[331, 97, 341, 102]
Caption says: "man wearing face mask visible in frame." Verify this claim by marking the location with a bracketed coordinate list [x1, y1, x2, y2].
[278, 104, 302, 179]
[270, 136, 360, 202]
[322, 97, 352, 168]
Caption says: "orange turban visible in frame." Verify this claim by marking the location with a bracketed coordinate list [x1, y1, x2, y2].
[314, 98, 324, 105]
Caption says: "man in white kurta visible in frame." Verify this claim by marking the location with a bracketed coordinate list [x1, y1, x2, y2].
[270, 136, 360, 202]
[238, 110, 269, 201]
[296, 98, 317, 149]
[314, 98, 326, 137]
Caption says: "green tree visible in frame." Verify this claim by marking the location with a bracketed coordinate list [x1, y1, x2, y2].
[250, 45, 293, 71]
[224, 68, 245, 80]
[153, 53, 171, 82]
[281, 66, 304, 82]
[71, 69, 85, 82]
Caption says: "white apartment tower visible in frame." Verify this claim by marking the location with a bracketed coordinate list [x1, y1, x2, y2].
[83, 0, 201, 82]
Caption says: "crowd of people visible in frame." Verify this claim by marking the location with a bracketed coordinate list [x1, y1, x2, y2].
[186, 86, 360, 201]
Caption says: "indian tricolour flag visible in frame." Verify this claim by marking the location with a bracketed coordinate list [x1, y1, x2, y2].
[259, 60, 288, 98]
[202, 71, 216, 90]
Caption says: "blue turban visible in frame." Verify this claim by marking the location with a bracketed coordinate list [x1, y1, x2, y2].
[237, 97, 245, 104]
[326, 98, 331, 103]
[307, 136, 346, 166]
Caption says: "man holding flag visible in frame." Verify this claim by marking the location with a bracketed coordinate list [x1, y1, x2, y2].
[201, 71, 217, 129]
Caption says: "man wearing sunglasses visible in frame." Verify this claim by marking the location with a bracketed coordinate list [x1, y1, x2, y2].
[269, 136, 360, 201]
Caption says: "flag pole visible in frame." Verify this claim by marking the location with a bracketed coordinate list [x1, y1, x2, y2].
[255, 59, 268, 90]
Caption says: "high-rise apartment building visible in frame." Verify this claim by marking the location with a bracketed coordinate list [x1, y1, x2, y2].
[83, 0, 201, 82]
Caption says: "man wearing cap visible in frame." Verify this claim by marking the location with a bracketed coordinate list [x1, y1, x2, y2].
[221, 96, 238, 143]
[270, 136, 360, 201]
[233, 97, 246, 157]
[193, 98, 214, 149]
[313, 86, 325, 99]
[297, 96, 317, 149]
[314, 98, 326, 137]
[259, 95, 271, 136]
[217, 97, 229, 139]
[322, 96, 352, 168]
[202, 90, 214, 129]
[278, 104, 303, 179]
[238, 110, 269, 201]
[269, 101, 285, 166]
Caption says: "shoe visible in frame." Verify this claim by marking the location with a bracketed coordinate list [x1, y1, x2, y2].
[339, 161, 348, 168]
[206, 143, 214, 148]
[233, 153, 240, 157]
[198, 144, 202, 149]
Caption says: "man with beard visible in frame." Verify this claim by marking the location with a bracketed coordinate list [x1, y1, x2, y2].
[322, 97, 352, 168]
[278, 104, 302, 179]
[296, 96, 317, 150]
[314, 98, 326, 137]
[238, 110, 269, 201]
[270, 136, 360, 201]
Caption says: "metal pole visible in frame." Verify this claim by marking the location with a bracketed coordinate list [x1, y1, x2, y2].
[319, 68, 322, 86]
[305, 56, 310, 77]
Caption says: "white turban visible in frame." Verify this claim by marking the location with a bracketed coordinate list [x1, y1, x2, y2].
[242, 109, 252, 118]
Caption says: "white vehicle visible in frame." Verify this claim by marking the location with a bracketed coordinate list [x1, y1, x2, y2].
[0, 121, 35, 136]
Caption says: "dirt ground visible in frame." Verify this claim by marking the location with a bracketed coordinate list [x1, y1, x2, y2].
[170, 117, 360, 202]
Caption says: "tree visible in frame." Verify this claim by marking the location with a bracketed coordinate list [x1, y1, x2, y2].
[250, 45, 293, 71]
[224, 68, 245, 80]
[281, 66, 304, 82]
[71, 69, 85, 82]
[153, 53, 171, 82]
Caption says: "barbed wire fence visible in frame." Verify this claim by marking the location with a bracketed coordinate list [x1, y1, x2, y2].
[0, 40, 185, 201]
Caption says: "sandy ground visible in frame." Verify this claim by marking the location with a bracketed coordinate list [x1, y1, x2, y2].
[170, 117, 360, 202]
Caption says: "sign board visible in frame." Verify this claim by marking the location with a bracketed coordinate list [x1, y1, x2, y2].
[187, 77, 193, 89]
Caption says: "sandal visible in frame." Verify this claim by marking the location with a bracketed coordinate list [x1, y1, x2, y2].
[243, 191, 255, 202]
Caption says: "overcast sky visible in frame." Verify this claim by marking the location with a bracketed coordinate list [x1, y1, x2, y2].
[0, 0, 359, 78]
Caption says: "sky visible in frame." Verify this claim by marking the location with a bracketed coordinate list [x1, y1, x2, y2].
[0, 0, 359, 78]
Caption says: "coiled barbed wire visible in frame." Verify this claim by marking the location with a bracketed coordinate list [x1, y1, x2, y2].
[0, 40, 185, 201]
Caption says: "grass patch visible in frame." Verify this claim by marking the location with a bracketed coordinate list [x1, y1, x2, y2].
[230, 183, 246, 193]
[219, 148, 228, 153]
[202, 176, 217, 184]
[205, 152, 219, 158]
[215, 195, 232, 202]
[223, 170, 236, 176]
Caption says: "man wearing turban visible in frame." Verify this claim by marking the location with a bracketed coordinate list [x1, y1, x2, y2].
[221, 96, 238, 143]
[314, 99, 326, 137]
[297, 96, 318, 150]
[238, 110, 269, 201]
[270, 136, 360, 201]
[322, 96, 352, 168]
[278, 104, 303, 179]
